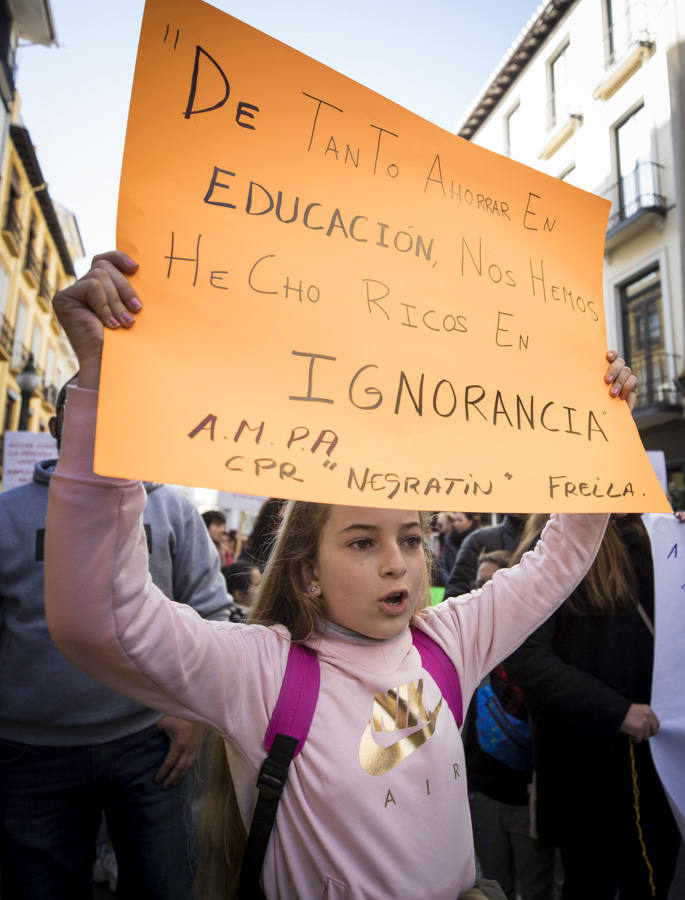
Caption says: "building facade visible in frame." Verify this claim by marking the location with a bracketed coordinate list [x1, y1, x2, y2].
[0, 0, 55, 168]
[0, 98, 82, 470]
[457, 0, 685, 501]
[0, 0, 84, 482]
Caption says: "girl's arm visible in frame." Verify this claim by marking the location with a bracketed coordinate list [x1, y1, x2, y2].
[45, 383, 278, 733]
[422, 351, 637, 697]
[45, 252, 285, 735]
[422, 511, 609, 702]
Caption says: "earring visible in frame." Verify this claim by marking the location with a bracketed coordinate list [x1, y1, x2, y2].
[309, 584, 319, 594]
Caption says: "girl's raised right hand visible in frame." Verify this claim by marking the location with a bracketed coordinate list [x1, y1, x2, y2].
[53, 250, 141, 390]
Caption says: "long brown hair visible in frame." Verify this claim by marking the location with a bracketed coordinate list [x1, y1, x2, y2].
[510, 513, 647, 615]
[248, 501, 332, 640]
[195, 736, 245, 900]
[196, 501, 433, 897]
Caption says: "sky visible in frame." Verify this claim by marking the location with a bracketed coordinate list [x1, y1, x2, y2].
[15, 0, 543, 274]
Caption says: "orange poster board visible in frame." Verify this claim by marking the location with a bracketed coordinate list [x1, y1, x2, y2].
[98, 0, 670, 512]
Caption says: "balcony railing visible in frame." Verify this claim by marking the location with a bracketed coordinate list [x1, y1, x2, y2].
[539, 96, 583, 160]
[604, 0, 652, 66]
[603, 2, 651, 67]
[11, 342, 30, 371]
[2, 203, 22, 257]
[604, 161, 666, 231]
[38, 271, 52, 301]
[546, 93, 581, 131]
[629, 349, 683, 426]
[0, 313, 14, 359]
[594, 3, 655, 101]
[635, 381, 681, 411]
[23, 244, 40, 288]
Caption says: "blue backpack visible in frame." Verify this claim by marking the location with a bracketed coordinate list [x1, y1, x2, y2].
[238, 626, 463, 897]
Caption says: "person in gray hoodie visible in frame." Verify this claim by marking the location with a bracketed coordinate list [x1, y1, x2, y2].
[0, 382, 230, 899]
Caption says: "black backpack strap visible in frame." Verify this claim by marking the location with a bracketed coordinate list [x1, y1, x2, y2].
[238, 733, 298, 898]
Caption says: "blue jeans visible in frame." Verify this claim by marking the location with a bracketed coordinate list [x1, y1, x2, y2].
[0, 725, 196, 899]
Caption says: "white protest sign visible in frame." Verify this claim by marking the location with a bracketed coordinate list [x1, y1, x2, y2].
[2, 431, 57, 492]
[646, 451, 667, 496]
[644, 513, 685, 839]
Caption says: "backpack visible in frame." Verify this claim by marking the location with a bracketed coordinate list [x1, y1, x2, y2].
[474, 681, 532, 771]
[238, 626, 463, 898]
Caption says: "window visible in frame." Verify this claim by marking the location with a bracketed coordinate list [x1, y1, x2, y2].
[11, 297, 27, 367]
[504, 103, 523, 160]
[6, 165, 20, 218]
[45, 345, 55, 385]
[614, 104, 656, 220]
[3, 391, 16, 432]
[3, 165, 22, 251]
[39, 246, 51, 296]
[0, 259, 8, 317]
[31, 321, 42, 362]
[620, 266, 670, 407]
[606, 0, 648, 65]
[549, 43, 571, 128]
[0, 0, 16, 83]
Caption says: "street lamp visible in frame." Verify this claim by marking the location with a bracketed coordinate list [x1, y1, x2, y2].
[16, 353, 41, 431]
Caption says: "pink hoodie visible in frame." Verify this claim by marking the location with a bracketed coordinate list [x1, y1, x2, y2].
[46, 387, 608, 899]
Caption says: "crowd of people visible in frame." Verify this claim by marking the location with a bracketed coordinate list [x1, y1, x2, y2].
[0, 248, 681, 900]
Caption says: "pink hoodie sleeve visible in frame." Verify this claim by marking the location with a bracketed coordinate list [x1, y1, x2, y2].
[418, 512, 609, 704]
[45, 386, 285, 735]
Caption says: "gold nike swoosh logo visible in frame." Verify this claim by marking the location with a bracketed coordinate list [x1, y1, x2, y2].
[359, 679, 443, 776]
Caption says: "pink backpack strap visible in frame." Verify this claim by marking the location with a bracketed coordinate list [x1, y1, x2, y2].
[264, 642, 320, 756]
[411, 625, 463, 727]
[240, 644, 320, 897]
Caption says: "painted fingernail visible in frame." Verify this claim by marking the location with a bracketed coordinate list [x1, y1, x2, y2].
[108, 316, 120, 328]
[124, 255, 138, 267]
[611, 386, 620, 396]
[606, 373, 615, 383]
[121, 312, 135, 324]
[129, 296, 142, 310]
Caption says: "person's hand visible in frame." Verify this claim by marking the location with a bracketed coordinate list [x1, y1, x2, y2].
[619, 703, 660, 742]
[604, 350, 638, 411]
[52, 251, 141, 390]
[155, 715, 205, 788]
[675, 511, 685, 523]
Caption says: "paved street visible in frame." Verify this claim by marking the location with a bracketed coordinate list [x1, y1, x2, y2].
[88, 842, 684, 897]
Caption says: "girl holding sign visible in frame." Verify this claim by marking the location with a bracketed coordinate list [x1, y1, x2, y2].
[45, 251, 637, 899]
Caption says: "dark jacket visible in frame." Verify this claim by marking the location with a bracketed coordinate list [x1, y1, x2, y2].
[444, 515, 525, 598]
[438, 523, 478, 587]
[505, 519, 658, 842]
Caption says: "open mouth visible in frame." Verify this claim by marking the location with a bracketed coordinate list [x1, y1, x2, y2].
[379, 590, 409, 615]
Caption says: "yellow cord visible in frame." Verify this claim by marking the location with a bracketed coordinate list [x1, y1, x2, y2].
[629, 738, 656, 897]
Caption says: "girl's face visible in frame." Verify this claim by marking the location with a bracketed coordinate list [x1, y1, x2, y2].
[311, 506, 426, 640]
